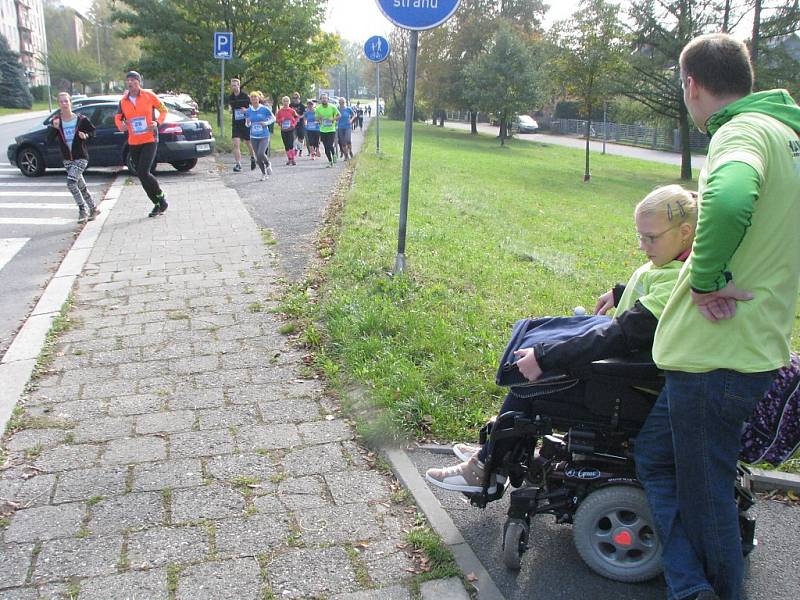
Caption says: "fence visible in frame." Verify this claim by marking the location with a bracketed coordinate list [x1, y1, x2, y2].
[549, 118, 709, 153]
[442, 112, 708, 154]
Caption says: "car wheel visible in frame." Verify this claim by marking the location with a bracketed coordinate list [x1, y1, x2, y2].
[17, 146, 45, 177]
[171, 159, 197, 172]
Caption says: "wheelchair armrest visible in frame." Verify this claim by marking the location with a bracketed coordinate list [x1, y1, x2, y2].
[574, 353, 662, 380]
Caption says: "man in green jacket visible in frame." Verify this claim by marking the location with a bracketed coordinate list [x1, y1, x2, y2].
[636, 33, 800, 600]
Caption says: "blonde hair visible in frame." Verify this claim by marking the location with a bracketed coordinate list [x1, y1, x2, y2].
[281, 95, 290, 103]
[249, 91, 262, 99]
[635, 185, 697, 226]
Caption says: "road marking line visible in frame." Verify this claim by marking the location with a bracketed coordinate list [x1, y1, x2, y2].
[0, 218, 73, 225]
[0, 180, 104, 186]
[0, 238, 29, 272]
[0, 203, 76, 210]
[0, 192, 75, 197]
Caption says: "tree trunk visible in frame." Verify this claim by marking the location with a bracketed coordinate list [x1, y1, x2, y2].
[678, 101, 693, 181]
[470, 111, 477, 134]
[723, 0, 731, 32]
[584, 118, 591, 182]
[751, 0, 762, 85]
[438, 109, 445, 127]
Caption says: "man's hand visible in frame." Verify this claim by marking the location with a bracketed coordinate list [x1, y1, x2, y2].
[690, 281, 753, 322]
[595, 290, 615, 315]
[513, 348, 543, 382]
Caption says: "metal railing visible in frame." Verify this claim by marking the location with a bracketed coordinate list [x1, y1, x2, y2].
[550, 118, 709, 153]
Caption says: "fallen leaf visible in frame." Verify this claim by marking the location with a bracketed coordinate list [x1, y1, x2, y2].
[466, 573, 478, 582]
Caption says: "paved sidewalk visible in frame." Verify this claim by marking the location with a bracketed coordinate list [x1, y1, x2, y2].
[0, 164, 457, 597]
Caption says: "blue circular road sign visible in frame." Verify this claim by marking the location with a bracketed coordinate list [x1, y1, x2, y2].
[376, 0, 461, 31]
[364, 35, 391, 63]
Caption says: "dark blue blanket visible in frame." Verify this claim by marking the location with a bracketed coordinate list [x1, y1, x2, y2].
[496, 316, 612, 386]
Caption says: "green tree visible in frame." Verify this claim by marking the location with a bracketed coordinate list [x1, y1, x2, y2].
[45, 44, 103, 94]
[113, 0, 339, 111]
[466, 22, 542, 145]
[326, 38, 369, 100]
[550, 0, 627, 181]
[0, 34, 34, 109]
[84, 0, 143, 91]
[624, 0, 720, 180]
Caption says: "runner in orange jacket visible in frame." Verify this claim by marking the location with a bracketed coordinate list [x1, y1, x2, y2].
[115, 71, 169, 217]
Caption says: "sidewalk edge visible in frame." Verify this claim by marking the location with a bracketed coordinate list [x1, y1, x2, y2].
[383, 447, 506, 600]
[0, 173, 126, 434]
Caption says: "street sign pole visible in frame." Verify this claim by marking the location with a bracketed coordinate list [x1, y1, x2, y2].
[213, 32, 233, 141]
[394, 29, 418, 275]
[376, 65, 381, 153]
[375, 0, 461, 275]
[220, 60, 225, 139]
[363, 35, 390, 156]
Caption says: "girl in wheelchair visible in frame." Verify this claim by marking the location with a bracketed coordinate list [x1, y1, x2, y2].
[426, 184, 698, 494]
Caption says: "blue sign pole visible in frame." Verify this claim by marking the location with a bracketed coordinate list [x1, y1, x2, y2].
[374, 0, 461, 274]
[214, 32, 233, 139]
[363, 35, 390, 155]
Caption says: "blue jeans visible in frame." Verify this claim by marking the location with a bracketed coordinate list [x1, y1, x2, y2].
[635, 369, 774, 600]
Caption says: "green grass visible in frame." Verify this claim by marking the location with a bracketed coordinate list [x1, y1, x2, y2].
[314, 120, 800, 445]
[0, 101, 53, 117]
[200, 110, 232, 153]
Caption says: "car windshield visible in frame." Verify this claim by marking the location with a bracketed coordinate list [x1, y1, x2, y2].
[519, 115, 535, 124]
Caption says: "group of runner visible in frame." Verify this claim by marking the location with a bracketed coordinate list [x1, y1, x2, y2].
[228, 78, 366, 177]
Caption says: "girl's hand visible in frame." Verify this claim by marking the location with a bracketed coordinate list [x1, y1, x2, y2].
[245, 119, 251, 127]
[51, 117, 60, 128]
[594, 290, 615, 315]
[513, 348, 542, 381]
[77, 131, 88, 140]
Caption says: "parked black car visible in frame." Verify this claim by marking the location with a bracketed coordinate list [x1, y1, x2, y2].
[7, 102, 215, 177]
[71, 94, 198, 118]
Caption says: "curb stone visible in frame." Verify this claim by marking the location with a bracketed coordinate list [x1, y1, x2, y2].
[383, 448, 505, 600]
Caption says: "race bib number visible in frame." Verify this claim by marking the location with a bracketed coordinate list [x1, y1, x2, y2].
[250, 123, 264, 135]
[234, 108, 246, 120]
[322, 119, 333, 127]
[130, 116, 148, 134]
[282, 119, 292, 129]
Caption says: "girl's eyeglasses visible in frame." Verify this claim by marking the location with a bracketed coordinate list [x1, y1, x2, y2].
[636, 224, 680, 244]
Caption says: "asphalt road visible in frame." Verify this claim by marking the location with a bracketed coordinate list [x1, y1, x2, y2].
[218, 119, 369, 281]
[0, 115, 116, 356]
[409, 448, 800, 600]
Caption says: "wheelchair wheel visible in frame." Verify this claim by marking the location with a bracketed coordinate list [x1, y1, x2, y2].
[573, 485, 662, 582]
[502, 518, 529, 570]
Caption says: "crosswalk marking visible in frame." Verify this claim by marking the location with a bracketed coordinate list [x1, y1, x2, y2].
[0, 203, 76, 210]
[0, 238, 29, 271]
[0, 179, 104, 186]
[0, 191, 76, 197]
[0, 218, 73, 225]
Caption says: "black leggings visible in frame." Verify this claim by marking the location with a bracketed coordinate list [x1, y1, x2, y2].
[280, 129, 295, 151]
[307, 130, 320, 149]
[129, 142, 162, 202]
[321, 131, 336, 161]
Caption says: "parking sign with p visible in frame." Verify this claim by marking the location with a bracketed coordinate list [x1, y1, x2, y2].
[214, 32, 233, 59]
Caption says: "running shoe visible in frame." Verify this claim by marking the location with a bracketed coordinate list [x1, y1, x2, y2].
[266, 163, 273, 176]
[233, 163, 242, 172]
[261, 173, 268, 181]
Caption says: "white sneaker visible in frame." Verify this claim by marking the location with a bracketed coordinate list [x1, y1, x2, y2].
[453, 443, 482, 461]
[266, 163, 273, 176]
[425, 455, 505, 494]
[261, 174, 268, 181]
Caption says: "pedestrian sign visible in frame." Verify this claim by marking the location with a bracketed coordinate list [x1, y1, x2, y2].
[364, 35, 390, 63]
[213, 32, 233, 59]
[376, 0, 461, 30]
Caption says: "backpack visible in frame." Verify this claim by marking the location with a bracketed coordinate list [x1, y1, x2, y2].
[740, 352, 800, 467]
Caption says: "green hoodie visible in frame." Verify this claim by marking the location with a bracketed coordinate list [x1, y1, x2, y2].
[653, 89, 800, 373]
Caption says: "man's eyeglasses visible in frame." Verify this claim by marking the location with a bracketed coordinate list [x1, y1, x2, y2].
[636, 224, 680, 244]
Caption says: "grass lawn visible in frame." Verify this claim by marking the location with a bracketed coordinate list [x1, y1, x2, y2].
[199, 110, 232, 153]
[0, 102, 53, 117]
[306, 120, 800, 456]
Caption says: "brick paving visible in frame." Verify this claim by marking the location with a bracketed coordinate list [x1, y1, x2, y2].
[0, 162, 434, 599]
